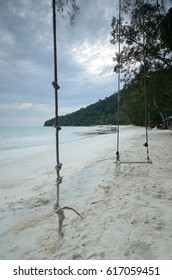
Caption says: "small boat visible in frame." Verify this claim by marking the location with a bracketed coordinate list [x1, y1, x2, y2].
[97, 126, 118, 134]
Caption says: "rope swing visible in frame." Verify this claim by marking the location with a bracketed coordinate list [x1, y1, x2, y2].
[142, 0, 152, 164]
[52, 0, 65, 237]
[116, 0, 152, 164]
[51, 0, 83, 237]
[116, 0, 121, 163]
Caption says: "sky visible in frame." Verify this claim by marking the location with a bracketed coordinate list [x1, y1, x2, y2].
[0, 0, 119, 126]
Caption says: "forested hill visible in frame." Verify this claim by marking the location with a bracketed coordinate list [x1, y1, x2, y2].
[45, 2, 172, 128]
[44, 94, 119, 126]
[44, 68, 172, 127]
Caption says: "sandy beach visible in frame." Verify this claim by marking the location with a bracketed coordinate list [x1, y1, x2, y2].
[0, 126, 172, 260]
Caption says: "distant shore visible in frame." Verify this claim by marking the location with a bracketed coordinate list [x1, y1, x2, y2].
[0, 126, 172, 259]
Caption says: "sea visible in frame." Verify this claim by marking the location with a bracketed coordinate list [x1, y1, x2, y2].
[0, 126, 99, 162]
[0, 125, 145, 163]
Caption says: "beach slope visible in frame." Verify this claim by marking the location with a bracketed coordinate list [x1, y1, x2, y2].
[0, 126, 171, 259]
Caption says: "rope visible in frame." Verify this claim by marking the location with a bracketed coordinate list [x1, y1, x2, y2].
[52, 0, 65, 237]
[116, 0, 121, 163]
[142, 0, 151, 163]
[115, 0, 152, 164]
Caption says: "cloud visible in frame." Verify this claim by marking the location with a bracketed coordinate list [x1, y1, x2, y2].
[59, 105, 84, 115]
[0, 102, 52, 112]
[15, 58, 50, 76]
[70, 37, 115, 83]
[0, 28, 14, 47]
[0, 0, 119, 126]
[56, 0, 118, 85]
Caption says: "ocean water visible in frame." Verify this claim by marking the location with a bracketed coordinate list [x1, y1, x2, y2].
[0, 126, 98, 162]
[0, 126, 146, 163]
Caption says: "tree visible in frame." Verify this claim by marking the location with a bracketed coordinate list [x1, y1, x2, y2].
[55, 0, 80, 24]
[120, 0, 172, 14]
[111, 1, 172, 126]
[111, 2, 172, 83]
[116, 1, 172, 50]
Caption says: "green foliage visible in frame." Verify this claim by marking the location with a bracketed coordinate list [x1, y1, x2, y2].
[44, 95, 119, 126]
[111, 2, 172, 83]
[55, 0, 80, 24]
[109, 1, 172, 126]
[120, 68, 172, 126]
[44, 67, 172, 127]
[45, 0, 172, 128]
[120, 0, 171, 15]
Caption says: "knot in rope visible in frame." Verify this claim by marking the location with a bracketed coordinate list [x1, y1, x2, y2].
[54, 204, 64, 215]
[53, 124, 61, 130]
[56, 176, 62, 184]
[116, 151, 120, 162]
[54, 204, 65, 237]
[55, 163, 62, 171]
[52, 81, 60, 90]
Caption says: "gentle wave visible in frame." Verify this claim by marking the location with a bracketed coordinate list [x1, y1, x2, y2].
[0, 126, 99, 161]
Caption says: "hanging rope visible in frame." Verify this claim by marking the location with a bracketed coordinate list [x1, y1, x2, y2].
[115, 0, 152, 164]
[52, 0, 65, 237]
[51, 0, 83, 237]
[142, 0, 152, 163]
[116, 0, 121, 163]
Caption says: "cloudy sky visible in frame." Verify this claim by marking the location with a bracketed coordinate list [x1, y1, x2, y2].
[0, 0, 119, 126]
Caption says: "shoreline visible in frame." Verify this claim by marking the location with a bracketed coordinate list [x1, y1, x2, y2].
[0, 127, 172, 259]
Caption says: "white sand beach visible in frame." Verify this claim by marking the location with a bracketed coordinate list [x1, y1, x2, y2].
[0, 126, 172, 260]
